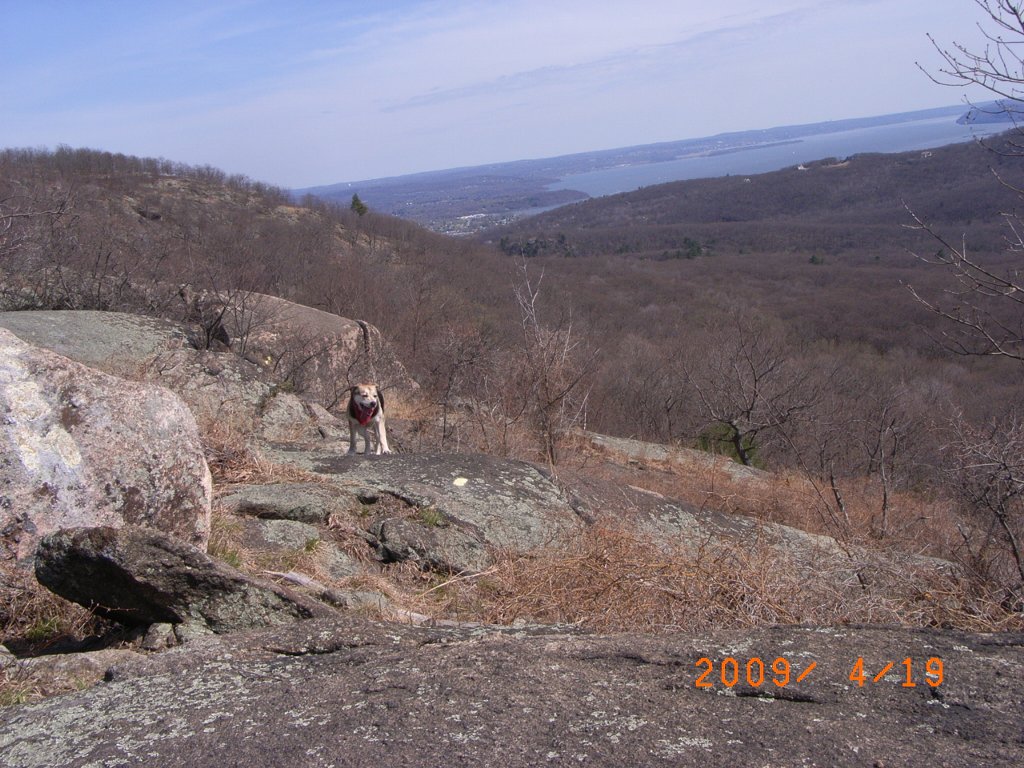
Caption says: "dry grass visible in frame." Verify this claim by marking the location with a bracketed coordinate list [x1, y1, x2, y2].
[194, 403, 1022, 634]
[412, 524, 1021, 633]
[0, 661, 97, 708]
[205, 499, 394, 608]
[200, 418, 326, 486]
[0, 563, 101, 654]
[563, 440, 1024, 626]
[378, 390, 428, 422]
[0, 560, 120, 709]
[206, 506, 326, 578]
[0, 667, 41, 708]
[572, 441, 983, 574]
[0, 573, 137, 704]
[199, 418, 1020, 634]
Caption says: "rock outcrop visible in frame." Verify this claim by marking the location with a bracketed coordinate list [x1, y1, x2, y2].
[192, 291, 418, 405]
[585, 430, 769, 482]
[1, 617, 1021, 767]
[0, 327, 211, 564]
[217, 482, 362, 525]
[0, 310, 187, 370]
[366, 515, 491, 574]
[34, 526, 336, 634]
[262, 447, 585, 572]
[566, 433, 964, 607]
[0, 310, 346, 442]
[5, 306, 1013, 768]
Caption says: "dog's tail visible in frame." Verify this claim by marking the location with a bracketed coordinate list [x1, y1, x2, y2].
[355, 319, 380, 386]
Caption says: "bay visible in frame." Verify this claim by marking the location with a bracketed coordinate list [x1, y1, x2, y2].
[547, 117, 1009, 197]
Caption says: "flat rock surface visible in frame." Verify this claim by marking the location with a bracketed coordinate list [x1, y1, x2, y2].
[0, 310, 187, 369]
[218, 482, 361, 524]
[0, 618, 1021, 767]
[265, 448, 585, 553]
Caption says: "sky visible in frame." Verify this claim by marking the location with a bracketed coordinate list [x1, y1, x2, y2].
[0, 0, 998, 189]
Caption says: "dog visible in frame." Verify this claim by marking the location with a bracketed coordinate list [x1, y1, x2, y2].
[347, 383, 391, 455]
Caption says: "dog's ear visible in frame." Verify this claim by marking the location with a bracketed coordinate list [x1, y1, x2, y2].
[377, 388, 385, 411]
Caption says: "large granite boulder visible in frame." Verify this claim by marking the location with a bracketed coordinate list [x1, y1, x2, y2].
[34, 525, 335, 634]
[0, 310, 345, 442]
[0, 327, 211, 564]
[0, 617, 1020, 767]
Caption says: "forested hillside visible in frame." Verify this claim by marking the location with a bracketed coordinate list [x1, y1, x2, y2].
[479, 134, 1024, 609]
[0, 145, 514, 373]
[489, 133, 1024, 258]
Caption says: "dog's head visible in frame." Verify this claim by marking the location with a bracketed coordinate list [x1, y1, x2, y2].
[350, 383, 381, 410]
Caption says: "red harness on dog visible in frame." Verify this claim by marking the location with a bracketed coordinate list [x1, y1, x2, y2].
[351, 401, 379, 427]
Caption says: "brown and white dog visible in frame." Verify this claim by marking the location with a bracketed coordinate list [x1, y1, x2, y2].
[347, 383, 391, 455]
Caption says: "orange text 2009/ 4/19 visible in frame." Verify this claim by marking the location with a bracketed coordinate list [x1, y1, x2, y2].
[693, 656, 944, 689]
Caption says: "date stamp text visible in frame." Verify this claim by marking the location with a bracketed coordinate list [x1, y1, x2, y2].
[694, 656, 944, 689]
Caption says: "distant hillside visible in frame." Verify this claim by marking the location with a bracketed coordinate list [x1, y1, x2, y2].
[299, 171, 588, 236]
[958, 98, 1024, 124]
[297, 103, 992, 234]
[484, 132, 1024, 261]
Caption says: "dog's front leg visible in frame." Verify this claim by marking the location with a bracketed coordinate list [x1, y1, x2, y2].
[376, 418, 392, 455]
[350, 423, 371, 454]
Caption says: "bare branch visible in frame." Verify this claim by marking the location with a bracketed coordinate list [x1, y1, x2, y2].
[904, 203, 1024, 361]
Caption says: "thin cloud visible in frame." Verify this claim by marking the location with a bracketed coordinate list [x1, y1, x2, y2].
[379, 9, 804, 114]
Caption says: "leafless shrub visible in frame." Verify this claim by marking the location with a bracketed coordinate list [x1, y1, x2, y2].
[508, 260, 596, 465]
[944, 412, 1024, 606]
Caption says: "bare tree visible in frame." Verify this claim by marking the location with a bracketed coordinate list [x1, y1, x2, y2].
[428, 327, 493, 450]
[1, 190, 60, 259]
[774, 361, 930, 540]
[595, 337, 686, 443]
[914, 3, 1024, 603]
[0, 183, 73, 283]
[904, 206, 1024, 361]
[682, 316, 817, 467]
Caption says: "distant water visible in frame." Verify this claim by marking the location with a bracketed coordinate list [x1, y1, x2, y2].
[547, 117, 1009, 197]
